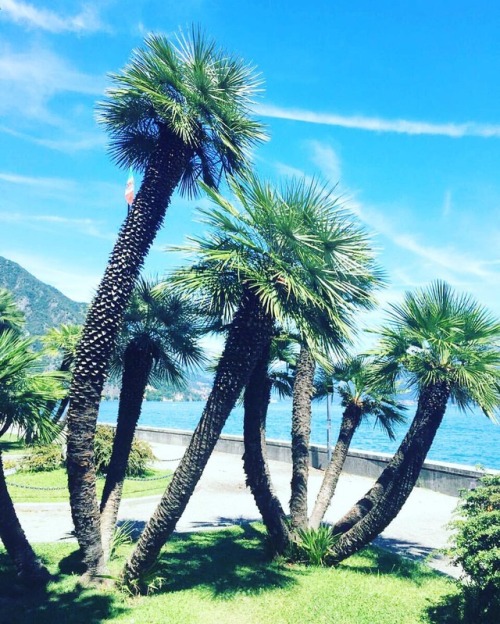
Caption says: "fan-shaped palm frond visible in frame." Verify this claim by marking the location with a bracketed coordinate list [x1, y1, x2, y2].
[0, 330, 65, 442]
[97, 27, 266, 195]
[0, 289, 24, 335]
[372, 281, 500, 420]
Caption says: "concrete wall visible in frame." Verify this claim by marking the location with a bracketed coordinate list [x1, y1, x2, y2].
[133, 425, 497, 497]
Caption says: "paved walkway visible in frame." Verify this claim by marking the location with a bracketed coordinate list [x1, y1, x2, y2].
[14, 442, 460, 577]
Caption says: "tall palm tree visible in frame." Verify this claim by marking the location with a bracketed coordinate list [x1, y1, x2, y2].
[41, 324, 82, 424]
[308, 356, 406, 529]
[122, 173, 381, 589]
[329, 281, 500, 564]
[65, 29, 265, 577]
[100, 277, 205, 559]
[289, 343, 317, 532]
[243, 331, 296, 554]
[0, 330, 65, 585]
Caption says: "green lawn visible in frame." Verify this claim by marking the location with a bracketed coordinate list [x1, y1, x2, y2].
[0, 525, 462, 624]
[6, 468, 172, 503]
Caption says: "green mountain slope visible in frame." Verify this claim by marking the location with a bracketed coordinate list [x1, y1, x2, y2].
[0, 256, 87, 336]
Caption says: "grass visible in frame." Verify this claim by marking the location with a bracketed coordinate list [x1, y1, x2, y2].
[5, 468, 172, 503]
[0, 433, 27, 456]
[0, 524, 462, 624]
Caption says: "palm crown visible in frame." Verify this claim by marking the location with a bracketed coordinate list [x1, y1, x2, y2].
[372, 281, 500, 420]
[97, 28, 266, 196]
[320, 356, 406, 439]
[110, 277, 206, 387]
[171, 173, 383, 351]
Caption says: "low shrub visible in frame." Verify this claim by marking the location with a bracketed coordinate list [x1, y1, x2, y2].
[295, 525, 338, 566]
[447, 474, 500, 621]
[19, 444, 64, 472]
[94, 425, 155, 477]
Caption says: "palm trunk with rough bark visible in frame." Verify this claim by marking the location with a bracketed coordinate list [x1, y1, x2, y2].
[242, 344, 292, 555]
[122, 290, 274, 591]
[0, 450, 50, 585]
[329, 382, 450, 563]
[66, 133, 191, 580]
[309, 403, 362, 529]
[289, 345, 316, 534]
[100, 343, 153, 561]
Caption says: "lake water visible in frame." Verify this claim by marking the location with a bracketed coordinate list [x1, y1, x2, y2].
[98, 399, 500, 470]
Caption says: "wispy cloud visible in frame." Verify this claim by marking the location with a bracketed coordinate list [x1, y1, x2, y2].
[308, 140, 342, 182]
[442, 190, 452, 217]
[0, 44, 105, 127]
[257, 103, 500, 139]
[0, 0, 107, 33]
[0, 211, 115, 240]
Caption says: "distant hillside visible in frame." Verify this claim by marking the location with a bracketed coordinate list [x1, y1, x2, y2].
[0, 256, 87, 336]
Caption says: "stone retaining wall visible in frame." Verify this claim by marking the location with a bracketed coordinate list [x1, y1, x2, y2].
[133, 425, 497, 497]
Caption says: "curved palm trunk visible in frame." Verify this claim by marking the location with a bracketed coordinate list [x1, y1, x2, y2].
[66, 134, 191, 580]
[122, 290, 274, 590]
[50, 356, 72, 424]
[309, 403, 362, 529]
[0, 451, 50, 585]
[243, 344, 292, 555]
[329, 382, 450, 563]
[289, 345, 316, 534]
[100, 344, 153, 561]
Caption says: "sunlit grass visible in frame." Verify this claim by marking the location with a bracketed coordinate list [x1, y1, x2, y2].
[0, 525, 460, 624]
[6, 467, 171, 503]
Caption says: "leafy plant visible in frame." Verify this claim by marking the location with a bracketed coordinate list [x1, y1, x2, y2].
[295, 525, 338, 566]
[447, 474, 500, 621]
[94, 425, 155, 477]
[109, 521, 135, 560]
[19, 444, 64, 473]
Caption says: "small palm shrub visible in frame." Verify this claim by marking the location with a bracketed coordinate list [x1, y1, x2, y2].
[448, 475, 500, 622]
[20, 444, 64, 472]
[296, 525, 338, 566]
[94, 425, 155, 477]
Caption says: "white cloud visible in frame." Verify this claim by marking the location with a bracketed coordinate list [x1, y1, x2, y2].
[308, 140, 342, 182]
[257, 103, 500, 139]
[0, 44, 105, 126]
[0, 0, 107, 33]
[0, 211, 115, 240]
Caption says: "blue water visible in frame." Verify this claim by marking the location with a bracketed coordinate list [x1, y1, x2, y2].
[98, 399, 500, 470]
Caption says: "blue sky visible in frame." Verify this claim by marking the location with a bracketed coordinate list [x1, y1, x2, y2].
[1, 0, 499, 346]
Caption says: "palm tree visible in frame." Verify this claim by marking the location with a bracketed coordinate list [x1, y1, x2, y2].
[65, 29, 265, 577]
[41, 324, 82, 424]
[308, 356, 406, 529]
[0, 330, 65, 585]
[328, 281, 500, 564]
[122, 173, 381, 589]
[100, 277, 205, 560]
[289, 343, 317, 532]
[0, 288, 24, 334]
[243, 331, 296, 554]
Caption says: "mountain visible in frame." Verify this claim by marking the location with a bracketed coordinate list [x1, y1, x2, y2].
[0, 256, 87, 336]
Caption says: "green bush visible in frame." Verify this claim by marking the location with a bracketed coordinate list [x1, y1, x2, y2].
[19, 444, 64, 472]
[94, 425, 155, 477]
[448, 474, 500, 621]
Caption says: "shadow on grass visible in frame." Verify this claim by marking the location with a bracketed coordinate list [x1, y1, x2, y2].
[425, 587, 500, 624]
[0, 551, 126, 624]
[152, 522, 299, 599]
[341, 545, 440, 585]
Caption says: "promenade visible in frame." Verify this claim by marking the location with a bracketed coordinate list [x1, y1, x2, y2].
[15, 441, 460, 577]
